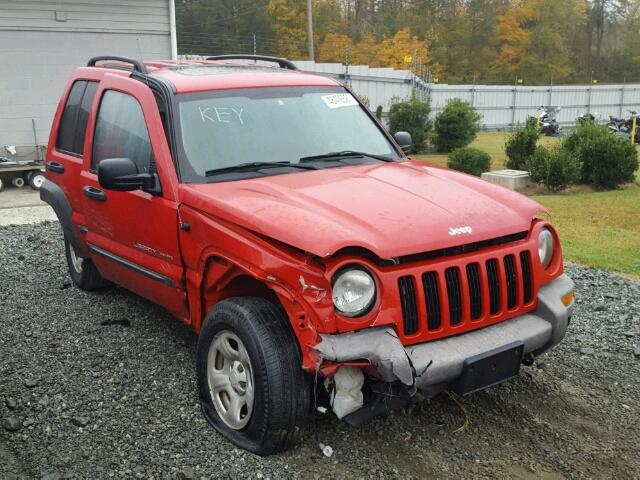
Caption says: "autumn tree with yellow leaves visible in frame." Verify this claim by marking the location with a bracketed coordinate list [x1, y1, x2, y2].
[265, 0, 307, 59]
[318, 28, 428, 70]
[318, 33, 353, 63]
[494, 0, 587, 83]
[177, 0, 640, 84]
[375, 28, 428, 69]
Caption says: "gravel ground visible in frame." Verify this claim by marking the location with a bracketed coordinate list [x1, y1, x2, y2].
[1, 222, 639, 479]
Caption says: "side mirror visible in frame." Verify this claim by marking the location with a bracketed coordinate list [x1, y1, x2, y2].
[393, 131, 413, 153]
[98, 158, 156, 192]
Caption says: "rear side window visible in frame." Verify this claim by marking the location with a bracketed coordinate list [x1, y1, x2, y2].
[91, 90, 153, 173]
[56, 80, 98, 155]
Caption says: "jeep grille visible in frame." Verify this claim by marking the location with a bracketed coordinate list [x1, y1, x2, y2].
[398, 249, 535, 339]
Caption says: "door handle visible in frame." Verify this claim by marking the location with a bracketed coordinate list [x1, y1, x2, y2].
[83, 185, 107, 202]
[46, 161, 65, 173]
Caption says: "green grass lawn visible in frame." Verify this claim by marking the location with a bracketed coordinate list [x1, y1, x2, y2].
[413, 131, 560, 170]
[532, 189, 640, 277]
[414, 132, 640, 277]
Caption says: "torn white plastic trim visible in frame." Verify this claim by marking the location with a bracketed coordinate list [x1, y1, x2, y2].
[314, 327, 415, 385]
[325, 366, 364, 419]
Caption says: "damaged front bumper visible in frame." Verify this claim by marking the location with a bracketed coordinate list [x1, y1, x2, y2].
[314, 274, 575, 395]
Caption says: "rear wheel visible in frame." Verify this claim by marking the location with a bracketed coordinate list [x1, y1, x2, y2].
[197, 297, 310, 455]
[64, 236, 111, 290]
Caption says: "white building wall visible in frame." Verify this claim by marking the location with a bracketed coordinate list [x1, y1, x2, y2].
[0, 0, 172, 158]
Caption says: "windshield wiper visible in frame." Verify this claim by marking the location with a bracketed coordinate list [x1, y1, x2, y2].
[205, 161, 317, 177]
[299, 150, 395, 163]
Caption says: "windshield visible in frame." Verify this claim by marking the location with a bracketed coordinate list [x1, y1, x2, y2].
[174, 86, 400, 183]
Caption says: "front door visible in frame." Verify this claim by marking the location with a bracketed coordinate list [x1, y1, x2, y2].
[80, 73, 188, 320]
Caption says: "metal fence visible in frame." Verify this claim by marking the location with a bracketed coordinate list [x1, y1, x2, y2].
[293, 60, 640, 130]
[424, 83, 640, 130]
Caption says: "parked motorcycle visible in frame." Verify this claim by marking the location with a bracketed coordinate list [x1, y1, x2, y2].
[607, 110, 640, 143]
[577, 112, 596, 124]
[531, 106, 561, 136]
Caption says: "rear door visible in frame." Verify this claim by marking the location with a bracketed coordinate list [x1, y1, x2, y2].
[80, 73, 188, 320]
[46, 75, 100, 219]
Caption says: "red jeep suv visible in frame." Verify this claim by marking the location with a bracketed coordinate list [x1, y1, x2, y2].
[41, 55, 575, 455]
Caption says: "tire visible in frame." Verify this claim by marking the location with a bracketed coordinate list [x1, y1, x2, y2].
[11, 176, 25, 188]
[197, 297, 311, 455]
[27, 170, 45, 190]
[64, 236, 111, 290]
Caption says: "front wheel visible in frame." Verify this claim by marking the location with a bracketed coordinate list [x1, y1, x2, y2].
[197, 297, 310, 455]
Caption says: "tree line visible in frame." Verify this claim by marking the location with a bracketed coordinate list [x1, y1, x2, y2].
[176, 0, 640, 85]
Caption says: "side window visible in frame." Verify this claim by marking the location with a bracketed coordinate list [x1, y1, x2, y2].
[91, 90, 153, 173]
[56, 80, 98, 155]
[75, 82, 98, 155]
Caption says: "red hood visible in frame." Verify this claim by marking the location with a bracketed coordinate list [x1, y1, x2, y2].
[178, 161, 545, 258]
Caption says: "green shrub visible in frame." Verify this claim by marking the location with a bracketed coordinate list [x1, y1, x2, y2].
[563, 121, 608, 154]
[527, 146, 580, 192]
[565, 122, 639, 188]
[504, 124, 540, 170]
[375, 105, 383, 120]
[579, 135, 638, 188]
[505, 124, 539, 170]
[447, 147, 491, 177]
[525, 116, 538, 129]
[388, 97, 431, 153]
[433, 99, 481, 152]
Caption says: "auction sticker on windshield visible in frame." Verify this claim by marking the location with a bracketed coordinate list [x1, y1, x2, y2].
[321, 93, 359, 109]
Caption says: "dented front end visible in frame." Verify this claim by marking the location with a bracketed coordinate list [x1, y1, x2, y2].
[314, 273, 574, 391]
[179, 186, 574, 421]
[304, 219, 575, 419]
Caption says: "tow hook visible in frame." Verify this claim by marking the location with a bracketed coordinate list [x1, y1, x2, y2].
[522, 352, 535, 366]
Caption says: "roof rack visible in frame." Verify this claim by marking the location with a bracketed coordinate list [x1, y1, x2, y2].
[205, 54, 298, 71]
[87, 56, 148, 75]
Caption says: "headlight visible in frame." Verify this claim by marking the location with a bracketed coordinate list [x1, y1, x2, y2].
[332, 267, 376, 317]
[538, 228, 554, 269]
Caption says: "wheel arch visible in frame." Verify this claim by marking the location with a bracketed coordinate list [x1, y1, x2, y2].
[207, 271, 282, 313]
[39, 179, 87, 256]
[195, 253, 320, 371]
